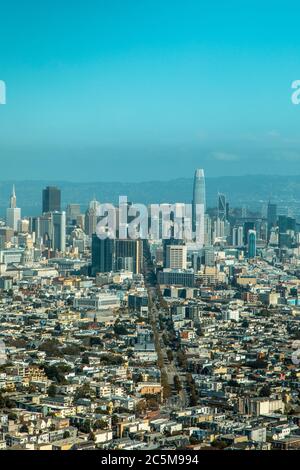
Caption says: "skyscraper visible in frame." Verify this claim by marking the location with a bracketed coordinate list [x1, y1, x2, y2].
[85, 206, 98, 236]
[10, 184, 16, 209]
[247, 230, 256, 258]
[115, 239, 143, 273]
[165, 244, 187, 270]
[92, 235, 143, 275]
[267, 202, 277, 237]
[42, 186, 61, 213]
[232, 226, 244, 247]
[218, 193, 226, 221]
[66, 204, 81, 225]
[52, 211, 66, 252]
[6, 185, 21, 231]
[204, 214, 212, 246]
[192, 169, 206, 246]
[162, 238, 185, 266]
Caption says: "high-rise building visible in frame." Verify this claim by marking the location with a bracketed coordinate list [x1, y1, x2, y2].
[247, 230, 256, 258]
[279, 232, 292, 248]
[89, 198, 100, 213]
[115, 239, 143, 273]
[267, 202, 277, 232]
[92, 234, 115, 274]
[213, 218, 225, 240]
[218, 193, 226, 221]
[42, 186, 61, 214]
[52, 211, 66, 252]
[204, 214, 212, 246]
[66, 204, 81, 225]
[232, 226, 244, 247]
[91, 235, 143, 275]
[6, 185, 21, 231]
[244, 221, 255, 245]
[85, 207, 98, 236]
[162, 238, 185, 267]
[192, 169, 206, 246]
[237, 226, 244, 247]
[165, 244, 187, 270]
[204, 247, 215, 267]
[37, 214, 52, 247]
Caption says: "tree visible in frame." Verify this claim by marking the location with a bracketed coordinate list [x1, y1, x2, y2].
[114, 324, 129, 336]
[79, 420, 91, 434]
[38, 339, 63, 357]
[0, 396, 15, 410]
[93, 419, 107, 430]
[136, 400, 147, 415]
[43, 364, 71, 384]
[227, 379, 240, 388]
[20, 424, 29, 433]
[100, 354, 124, 366]
[74, 384, 93, 400]
[161, 373, 172, 399]
[81, 354, 90, 365]
[90, 337, 102, 347]
[62, 344, 82, 356]
[174, 375, 182, 392]
[211, 439, 228, 450]
[167, 350, 173, 362]
[259, 384, 271, 397]
[48, 384, 57, 397]
[177, 350, 187, 368]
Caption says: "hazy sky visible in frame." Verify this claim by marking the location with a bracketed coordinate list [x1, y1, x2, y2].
[1, 1, 300, 181]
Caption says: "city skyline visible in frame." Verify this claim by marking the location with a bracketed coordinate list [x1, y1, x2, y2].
[1, 1, 300, 457]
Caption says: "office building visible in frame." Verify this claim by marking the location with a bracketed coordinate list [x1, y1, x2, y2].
[218, 193, 226, 221]
[192, 169, 206, 246]
[165, 244, 187, 270]
[91, 235, 115, 274]
[247, 230, 256, 258]
[267, 202, 277, 231]
[52, 211, 66, 252]
[6, 185, 21, 232]
[115, 239, 143, 273]
[204, 214, 212, 246]
[66, 204, 81, 224]
[91, 235, 143, 275]
[42, 186, 61, 213]
[232, 226, 244, 247]
[85, 207, 98, 236]
[162, 238, 184, 267]
[203, 247, 215, 267]
[157, 269, 195, 287]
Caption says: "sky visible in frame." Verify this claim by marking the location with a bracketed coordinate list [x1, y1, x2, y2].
[1, 0, 300, 181]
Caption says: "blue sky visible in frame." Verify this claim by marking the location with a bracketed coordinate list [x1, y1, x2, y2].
[1, 0, 300, 181]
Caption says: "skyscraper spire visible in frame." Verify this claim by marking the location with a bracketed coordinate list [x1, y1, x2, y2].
[10, 184, 16, 209]
[6, 184, 21, 231]
[192, 169, 206, 246]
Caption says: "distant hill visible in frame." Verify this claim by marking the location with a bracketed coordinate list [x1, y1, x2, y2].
[0, 175, 300, 217]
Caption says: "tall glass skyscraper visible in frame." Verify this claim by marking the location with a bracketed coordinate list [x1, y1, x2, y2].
[192, 169, 206, 245]
[247, 229, 256, 258]
[218, 193, 226, 221]
[42, 186, 61, 214]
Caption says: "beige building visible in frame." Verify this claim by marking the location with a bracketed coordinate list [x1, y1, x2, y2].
[166, 245, 187, 270]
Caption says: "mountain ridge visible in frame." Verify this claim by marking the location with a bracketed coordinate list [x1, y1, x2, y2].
[0, 175, 300, 216]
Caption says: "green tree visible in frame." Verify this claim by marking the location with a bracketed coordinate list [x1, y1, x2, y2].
[47, 384, 57, 397]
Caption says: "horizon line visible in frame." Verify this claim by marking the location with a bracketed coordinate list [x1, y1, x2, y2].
[0, 173, 300, 185]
